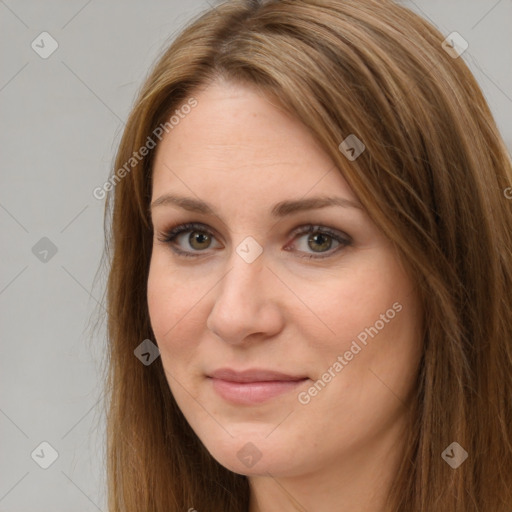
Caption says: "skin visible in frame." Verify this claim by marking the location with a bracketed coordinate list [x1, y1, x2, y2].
[147, 77, 423, 512]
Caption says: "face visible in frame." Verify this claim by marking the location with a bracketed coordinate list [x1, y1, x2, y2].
[147, 78, 423, 478]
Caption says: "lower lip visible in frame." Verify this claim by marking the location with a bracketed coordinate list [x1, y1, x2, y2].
[209, 377, 308, 405]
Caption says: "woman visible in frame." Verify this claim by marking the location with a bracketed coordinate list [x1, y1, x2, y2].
[102, 0, 512, 510]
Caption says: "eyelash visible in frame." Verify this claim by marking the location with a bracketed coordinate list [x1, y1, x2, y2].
[156, 222, 352, 260]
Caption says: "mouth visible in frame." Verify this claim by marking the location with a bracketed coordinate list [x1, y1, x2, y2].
[207, 368, 309, 405]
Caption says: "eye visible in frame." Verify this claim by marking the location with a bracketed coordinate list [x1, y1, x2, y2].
[156, 222, 221, 258]
[285, 224, 352, 259]
[156, 222, 352, 259]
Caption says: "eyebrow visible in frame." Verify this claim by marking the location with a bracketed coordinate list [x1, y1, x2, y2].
[150, 194, 363, 217]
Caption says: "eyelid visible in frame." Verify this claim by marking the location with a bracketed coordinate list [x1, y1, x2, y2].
[155, 222, 222, 259]
[156, 221, 352, 259]
[157, 222, 222, 246]
[286, 224, 352, 259]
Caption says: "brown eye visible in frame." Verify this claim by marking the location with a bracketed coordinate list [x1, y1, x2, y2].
[288, 225, 352, 259]
[307, 232, 333, 253]
[188, 231, 212, 250]
[158, 222, 221, 258]
[159, 222, 351, 260]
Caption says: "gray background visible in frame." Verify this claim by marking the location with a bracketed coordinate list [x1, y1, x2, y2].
[1, 1, 510, 510]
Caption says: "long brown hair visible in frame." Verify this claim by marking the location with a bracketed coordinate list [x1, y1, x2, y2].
[101, 0, 512, 510]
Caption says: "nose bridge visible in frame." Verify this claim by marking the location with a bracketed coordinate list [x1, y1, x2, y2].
[217, 242, 266, 307]
[207, 240, 281, 343]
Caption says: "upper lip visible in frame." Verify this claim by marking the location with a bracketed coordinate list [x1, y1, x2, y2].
[208, 368, 308, 383]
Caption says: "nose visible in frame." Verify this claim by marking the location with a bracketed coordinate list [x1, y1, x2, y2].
[206, 248, 285, 345]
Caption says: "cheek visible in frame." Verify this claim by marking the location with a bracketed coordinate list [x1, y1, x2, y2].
[147, 259, 172, 340]
[147, 256, 201, 362]
[295, 262, 401, 353]
[301, 256, 421, 399]
[319, 276, 421, 405]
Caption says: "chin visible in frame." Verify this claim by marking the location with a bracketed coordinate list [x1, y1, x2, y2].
[198, 430, 303, 477]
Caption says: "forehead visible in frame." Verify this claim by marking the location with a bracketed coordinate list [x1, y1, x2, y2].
[152, 80, 358, 208]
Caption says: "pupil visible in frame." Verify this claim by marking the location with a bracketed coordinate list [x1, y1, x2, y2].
[309, 233, 331, 252]
[191, 231, 209, 248]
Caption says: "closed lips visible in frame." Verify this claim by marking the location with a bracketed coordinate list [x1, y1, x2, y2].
[208, 368, 308, 382]
[208, 369, 309, 405]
